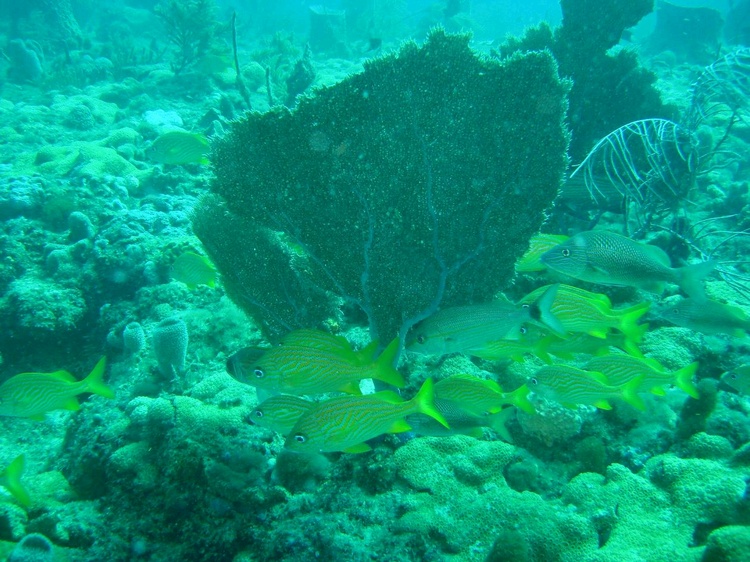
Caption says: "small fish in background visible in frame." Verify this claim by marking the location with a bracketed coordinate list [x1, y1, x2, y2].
[0, 357, 113, 420]
[250, 395, 314, 435]
[515, 233, 570, 273]
[148, 130, 210, 165]
[537, 331, 645, 362]
[584, 354, 699, 399]
[519, 284, 650, 342]
[470, 327, 547, 363]
[540, 230, 715, 299]
[659, 297, 750, 337]
[407, 285, 562, 356]
[171, 251, 217, 290]
[528, 364, 645, 411]
[720, 364, 750, 394]
[227, 336, 404, 395]
[0, 454, 31, 507]
[285, 378, 448, 454]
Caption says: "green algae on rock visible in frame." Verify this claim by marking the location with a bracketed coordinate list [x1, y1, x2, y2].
[195, 28, 570, 344]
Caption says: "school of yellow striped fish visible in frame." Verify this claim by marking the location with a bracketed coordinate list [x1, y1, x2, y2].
[2, 226, 749, 507]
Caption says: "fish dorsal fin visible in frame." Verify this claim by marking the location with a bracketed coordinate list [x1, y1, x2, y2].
[50, 370, 77, 382]
[642, 357, 665, 372]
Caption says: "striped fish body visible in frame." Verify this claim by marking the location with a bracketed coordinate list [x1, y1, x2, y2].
[406, 299, 532, 356]
[0, 374, 86, 419]
[250, 395, 314, 435]
[171, 252, 216, 289]
[407, 400, 515, 442]
[540, 230, 678, 290]
[433, 375, 506, 415]
[149, 131, 210, 165]
[516, 233, 570, 272]
[250, 338, 403, 395]
[585, 355, 699, 398]
[540, 331, 644, 359]
[520, 284, 649, 341]
[529, 364, 644, 410]
[285, 378, 447, 453]
[471, 325, 547, 362]
[721, 365, 750, 394]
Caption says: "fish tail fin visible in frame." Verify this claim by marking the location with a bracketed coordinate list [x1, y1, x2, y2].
[535, 284, 567, 337]
[506, 384, 536, 414]
[533, 336, 555, 364]
[83, 357, 115, 399]
[620, 375, 646, 411]
[678, 260, 716, 301]
[487, 408, 515, 442]
[619, 302, 651, 343]
[622, 329, 647, 358]
[372, 338, 405, 388]
[1, 454, 31, 507]
[411, 378, 449, 428]
[674, 362, 700, 399]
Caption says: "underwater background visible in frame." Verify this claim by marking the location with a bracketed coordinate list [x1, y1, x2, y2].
[2, 0, 750, 560]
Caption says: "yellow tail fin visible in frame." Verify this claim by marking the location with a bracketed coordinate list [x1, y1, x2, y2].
[411, 378, 449, 428]
[1, 454, 31, 507]
[674, 362, 700, 399]
[83, 357, 115, 399]
[372, 339, 405, 388]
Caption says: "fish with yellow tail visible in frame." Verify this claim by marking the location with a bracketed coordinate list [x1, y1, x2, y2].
[658, 297, 750, 337]
[516, 233, 570, 273]
[406, 284, 563, 356]
[285, 378, 449, 453]
[528, 364, 645, 411]
[536, 330, 645, 362]
[540, 230, 714, 299]
[0, 454, 31, 507]
[519, 284, 650, 342]
[408, 403, 517, 442]
[171, 252, 217, 290]
[227, 336, 404, 395]
[584, 355, 699, 399]
[278, 329, 378, 365]
[250, 395, 314, 435]
[0, 357, 113, 420]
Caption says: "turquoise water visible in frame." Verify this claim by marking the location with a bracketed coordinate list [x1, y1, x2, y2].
[1, 1, 750, 560]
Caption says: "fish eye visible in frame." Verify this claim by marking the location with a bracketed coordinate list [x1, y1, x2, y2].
[561, 248, 570, 257]
[530, 377, 538, 385]
[416, 335, 426, 344]
[254, 410, 264, 418]
[521, 303, 529, 309]
[294, 433, 306, 443]
[520, 327, 528, 335]
[731, 374, 738, 380]
[254, 368, 265, 378]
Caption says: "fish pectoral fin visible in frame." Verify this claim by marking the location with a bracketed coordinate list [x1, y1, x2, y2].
[344, 443, 372, 454]
[63, 398, 80, 411]
[650, 386, 667, 396]
[593, 399, 612, 410]
[387, 419, 412, 433]
[339, 382, 363, 395]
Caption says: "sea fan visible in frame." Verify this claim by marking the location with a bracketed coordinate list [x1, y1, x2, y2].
[566, 118, 699, 210]
[685, 47, 750, 129]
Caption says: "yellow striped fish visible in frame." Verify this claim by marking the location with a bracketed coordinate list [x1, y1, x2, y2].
[520, 284, 650, 342]
[659, 297, 750, 337]
[431, 374, 535, 415]
[171, 252, 217, 289]
[148, 131, 210, 165]
[0, 357, 113, 420]
[516, 233, 569, 272]
[537, 330, 645, 362]
[228, 337, 404, 395]
[285, 378, 448, 453]
[470, 325, 548, 362]
[529, 364, 645, 410]
[720, 364, 750, 394]
[584, 355, 699, 399]
[250, 395, 314, 435]
[0, 454, 30, 507]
